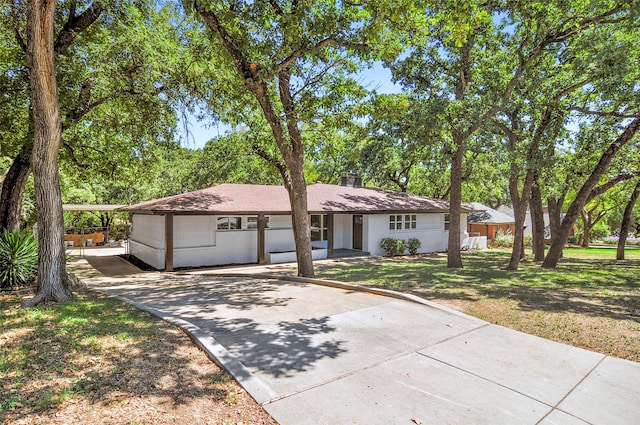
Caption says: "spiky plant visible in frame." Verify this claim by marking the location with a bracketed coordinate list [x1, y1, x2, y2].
[0, 230, 38, 289]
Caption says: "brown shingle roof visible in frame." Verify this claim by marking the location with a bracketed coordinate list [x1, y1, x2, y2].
[121, 183, 473, 214]
[308, 184, 453, 213]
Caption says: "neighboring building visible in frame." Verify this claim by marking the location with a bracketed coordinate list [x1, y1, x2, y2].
[498, 205, 553, 238]
[524, 208, 551, 238]
[121, 183, 477, 270]
[467, 202, 516, 241]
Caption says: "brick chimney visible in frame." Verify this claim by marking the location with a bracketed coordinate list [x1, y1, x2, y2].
[341, 172, 362, 188]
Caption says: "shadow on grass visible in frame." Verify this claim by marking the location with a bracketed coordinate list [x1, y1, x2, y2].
[1, 294, 222, 420]
[314, 251, 640, 323]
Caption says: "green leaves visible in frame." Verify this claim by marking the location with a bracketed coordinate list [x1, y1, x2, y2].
[0, 229, 38, 289]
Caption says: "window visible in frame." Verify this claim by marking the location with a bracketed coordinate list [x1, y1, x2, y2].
[310, 214, 328, 241]
[389, 214, 417, 231]
[247, 216, 270, 230]
[217, 216, 241, 230]
[444, 214, 450, 230]
[389, 215, 402, 230]
[404, 214, 417, 229]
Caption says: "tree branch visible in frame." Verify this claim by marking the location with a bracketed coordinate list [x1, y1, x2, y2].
[54, 1, 103, 54]
[267, 0, 284, 15]
[568, 106, 638, 118]
[467, 5, 625, 140]
[276, 38, 339, 74]
[292, 62, 337, 98]
[252, 143, 291, 188]
[588, 172, 640, 201]
[61, 143, 91, 169]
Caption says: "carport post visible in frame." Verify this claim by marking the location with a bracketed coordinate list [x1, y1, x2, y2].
[327, 213, 334, 257]
[258, 214, 266, 264]
[165, 213, 174, 271]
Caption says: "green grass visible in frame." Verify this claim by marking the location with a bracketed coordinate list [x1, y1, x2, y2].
[0, 291, 171, 420]
[1, 290, 270, 425]
[317, 248, 640, 290]
[314, 249, 640, 361]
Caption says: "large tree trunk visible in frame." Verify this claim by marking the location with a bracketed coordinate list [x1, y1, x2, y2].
[530, 177, 546, 261]
[447, 135, 464, 268]
[504, 111, 535, 270]
[507, 180, 532, 269]
[0, 142, 32, 231]
[23, 0, 73, 307]
[543, 115, 640, 268]
[580, 209, 591, 247]
[276, 70, 314, 277]
[506, 141, 534, 269]
[617, 179, 640, 260]
[547, 196, 563, 242]
[288, 161, 314, 277]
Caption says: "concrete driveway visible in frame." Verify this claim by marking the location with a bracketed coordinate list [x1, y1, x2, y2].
[73, 259, 640, 425]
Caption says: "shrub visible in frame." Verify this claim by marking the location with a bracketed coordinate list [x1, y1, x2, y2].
[380, 238, 397, 256]
[0, 230, 38, 289]
[567, 234, 581, 245]
[397, 239, 408, 255]
[407, 238, 421, 255]
[491, 229, 514, 248]
[380, 238, 407, 256]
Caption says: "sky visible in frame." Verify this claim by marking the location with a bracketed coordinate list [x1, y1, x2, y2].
[179, 62, 403, 150]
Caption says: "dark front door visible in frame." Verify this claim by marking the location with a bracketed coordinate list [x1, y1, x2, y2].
[353, 215, 363, 250]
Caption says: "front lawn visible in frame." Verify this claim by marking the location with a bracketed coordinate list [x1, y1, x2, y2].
[313, 249, 640, 362]
[0, 291, 276, 425]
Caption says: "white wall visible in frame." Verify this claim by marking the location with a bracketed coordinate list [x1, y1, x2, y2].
[263, 214, 295, 253]
[364, 214, 387, 255]
[130, 215, 166, 269]
[364, 213, 465, 256]
[174, 216, 216, 248]
[174, 228, 257, 268]
[129, 212, 470, 269]
[130, 213, 288, 269]
[131, 214, 165, 248]
[265, 228, 296, 253]
[462, 235, 488, 250]
[129, 240, 165, 269]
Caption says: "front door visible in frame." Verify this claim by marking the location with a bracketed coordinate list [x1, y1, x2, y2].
[353, 215, 363, 250]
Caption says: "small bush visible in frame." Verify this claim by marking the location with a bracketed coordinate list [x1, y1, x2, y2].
[380, 238, 407, 256]
[407, 238, 421, 255]
[491, 229, 514, 248]
[0, 230, 38, 289]
[380, 238, 397, 256]
[397, 239, 408, 255]
[567, 234, 581, 245]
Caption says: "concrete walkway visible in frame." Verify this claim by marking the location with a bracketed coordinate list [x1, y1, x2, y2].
[70, 257, 640, 425]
